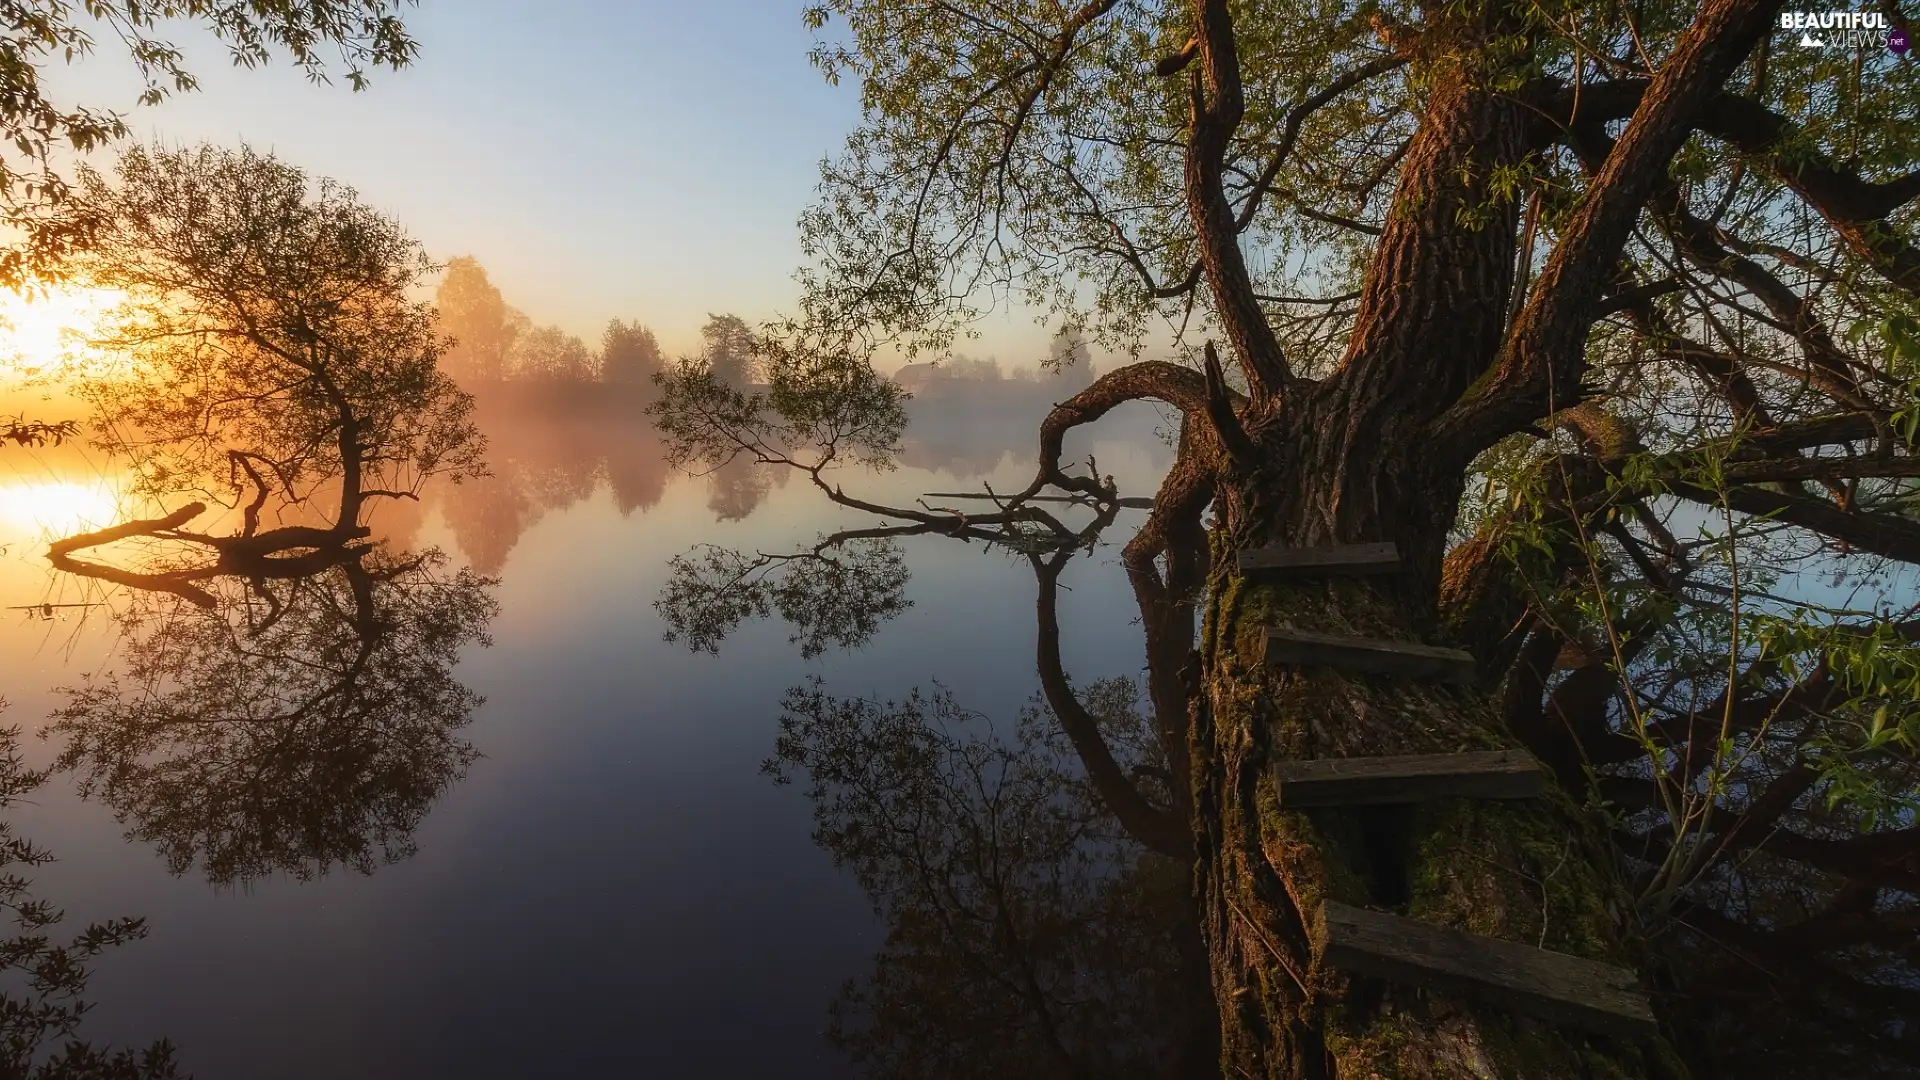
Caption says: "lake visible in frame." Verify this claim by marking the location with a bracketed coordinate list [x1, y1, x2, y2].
[0, 383, 1178, 1079]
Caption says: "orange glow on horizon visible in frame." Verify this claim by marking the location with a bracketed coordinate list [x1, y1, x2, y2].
[0, 287, 123, 382]
[0, 478, 123, 539]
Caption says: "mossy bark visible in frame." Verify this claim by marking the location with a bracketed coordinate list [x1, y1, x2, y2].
[1190, 490, 1687, 1079]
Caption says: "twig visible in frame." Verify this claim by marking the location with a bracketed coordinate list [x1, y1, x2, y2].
[1225, 895, 1309, 994]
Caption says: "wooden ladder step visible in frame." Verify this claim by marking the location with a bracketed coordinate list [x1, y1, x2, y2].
[1275, 750, 1544, 808]
[1238, 541, 1400, 575]
[1322, 902, 1656, 1037]
[1261, 628, 1477, 684]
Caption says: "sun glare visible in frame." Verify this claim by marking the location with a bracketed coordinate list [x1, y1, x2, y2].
[0, 287, 122, 381]
[0, 478, 122, 538]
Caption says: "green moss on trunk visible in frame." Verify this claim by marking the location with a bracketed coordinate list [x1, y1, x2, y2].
[1196, 547, 1686, 1079]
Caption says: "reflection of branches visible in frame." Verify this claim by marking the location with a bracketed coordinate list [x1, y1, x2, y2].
[654, 346, 1202, 860]
[767, 678, 1213, 1080]
[49, 549, 495, 885]
[659, 538, 910, 660]
[26, 144, 503, 884]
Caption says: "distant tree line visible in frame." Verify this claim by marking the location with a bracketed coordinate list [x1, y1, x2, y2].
[434, 257, 759, 390]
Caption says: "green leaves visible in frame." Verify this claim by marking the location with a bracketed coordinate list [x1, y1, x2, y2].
[2, 0, 421, 288]
[649, 319, 908, 478]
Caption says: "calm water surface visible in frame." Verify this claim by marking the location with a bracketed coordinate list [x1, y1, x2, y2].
[0, 390, 1172, 1078]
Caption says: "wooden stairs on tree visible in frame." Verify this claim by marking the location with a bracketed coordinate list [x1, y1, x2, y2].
[1260, 628, 1478, 684]
[1238, 540, 1402, 575]
[1273, 749, 1544, 807]
[1242, 541, 1656, 1037]
[1321, 902, 1658, 1037]
[1241, 543, 1474, 683]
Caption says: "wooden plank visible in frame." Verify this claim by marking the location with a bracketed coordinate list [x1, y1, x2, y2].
[1261, 628, 1477, 684]
[1238, 542, 1401, 575]
[1275, 750, 1544, 808]
[1322, 902, 1656, 1037]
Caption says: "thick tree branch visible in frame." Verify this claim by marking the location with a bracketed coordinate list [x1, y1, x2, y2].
[1017, 360, 1215, 502]
[1186, 0, 1294, 397]
[1439, 0, 1787, 457]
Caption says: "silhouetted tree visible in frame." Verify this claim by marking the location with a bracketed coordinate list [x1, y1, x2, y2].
[437, 256, 521, 384]
[38, 142, 498, 885]
[600, 318, 663, 385]
[67, 143, 485, 542]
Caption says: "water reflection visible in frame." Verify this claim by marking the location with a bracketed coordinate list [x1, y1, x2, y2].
[20, 143, 501, 891]
[770, 678, 1215, 1079]
[48, 542, 493, 885]
[438, 386, 670, 573]
[706, 454, 785, 522]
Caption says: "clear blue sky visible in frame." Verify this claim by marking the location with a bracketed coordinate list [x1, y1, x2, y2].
[46, 0, 1056, 363]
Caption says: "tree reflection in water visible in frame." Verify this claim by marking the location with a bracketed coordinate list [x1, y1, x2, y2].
[35, 144, 499, 886]
[47, 540, 494, 885]
[438, 386, 672, 574]
[769, 677, 1217, 1079]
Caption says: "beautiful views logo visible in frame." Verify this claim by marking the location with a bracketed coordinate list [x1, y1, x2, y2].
[1780, 10, 1907, 51]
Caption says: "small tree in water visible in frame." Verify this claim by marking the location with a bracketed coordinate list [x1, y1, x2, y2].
[67, 143, 484, 538]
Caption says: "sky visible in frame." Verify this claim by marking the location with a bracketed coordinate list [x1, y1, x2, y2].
[36, 0, 1060, 366]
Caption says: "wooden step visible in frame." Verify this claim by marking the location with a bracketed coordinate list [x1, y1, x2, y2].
[1275, 750, 1544, 808]
[1238, 541, 1400, 575]
[1322, 902, 1656, 1037]
[1261, 628, 1477, 684]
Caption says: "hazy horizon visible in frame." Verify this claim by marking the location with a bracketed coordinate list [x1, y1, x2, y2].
[27, 0, 1082, 366]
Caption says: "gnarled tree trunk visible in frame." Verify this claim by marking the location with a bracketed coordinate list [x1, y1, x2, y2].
[1134, 0, 1778, 1073]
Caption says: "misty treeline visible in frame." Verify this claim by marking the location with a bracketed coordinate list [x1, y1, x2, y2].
[433, 256, 759, 391]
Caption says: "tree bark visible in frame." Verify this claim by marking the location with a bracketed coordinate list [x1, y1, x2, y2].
[1170, 0, 1784, 1072]
[1189, 419, 1692, 1077]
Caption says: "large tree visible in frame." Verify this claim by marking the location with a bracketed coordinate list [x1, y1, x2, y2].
[659, 0, 1920, 1076]
[68, 143, 484, 540]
